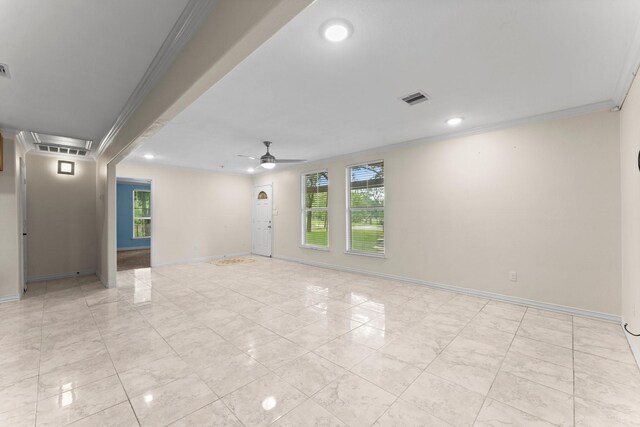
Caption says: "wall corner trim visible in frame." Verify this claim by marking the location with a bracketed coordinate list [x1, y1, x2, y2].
[98, 272, 111, 289]
[273, 255, 621, 323]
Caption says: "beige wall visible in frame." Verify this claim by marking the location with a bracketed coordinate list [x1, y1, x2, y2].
[254, 110, 621, 316]
[117, 161, 252, 267]
[0, 135, 25, 299]
[26, 153, 97, 279]
[620, 74, 640, 351]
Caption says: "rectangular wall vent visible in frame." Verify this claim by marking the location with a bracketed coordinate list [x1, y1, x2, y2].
[401, 91, 429, 106]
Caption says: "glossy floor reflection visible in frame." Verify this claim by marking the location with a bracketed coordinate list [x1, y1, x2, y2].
[1, 257, 639, 426]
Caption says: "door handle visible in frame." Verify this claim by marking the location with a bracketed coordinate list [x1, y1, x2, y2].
[268, 226, 272, 229]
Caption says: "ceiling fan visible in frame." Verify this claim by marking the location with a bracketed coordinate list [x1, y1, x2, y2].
[238, 141, 306, 169]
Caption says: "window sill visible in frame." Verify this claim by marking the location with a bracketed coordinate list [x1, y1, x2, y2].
[300, 245, 329, 252]
[132, 237, 151, 240]
[344, 250, 386, 259]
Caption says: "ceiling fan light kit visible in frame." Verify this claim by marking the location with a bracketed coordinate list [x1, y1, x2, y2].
[238, 141, 306, 170]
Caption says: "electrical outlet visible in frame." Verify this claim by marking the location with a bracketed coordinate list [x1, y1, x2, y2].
[509, 271, 517, 282]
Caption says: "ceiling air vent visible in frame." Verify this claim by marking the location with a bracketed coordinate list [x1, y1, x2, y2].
[0, 63, 10, 78]
[33, 145, 88, 156]
[401, 91, 429, 106]
[18, 131, 92, 157]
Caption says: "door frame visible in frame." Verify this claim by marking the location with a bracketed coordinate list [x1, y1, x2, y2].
[115, 176, 153, 271]
[19, 156, 27, 294]
[252, 184, 273, 257]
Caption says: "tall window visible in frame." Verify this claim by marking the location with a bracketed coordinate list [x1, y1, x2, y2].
[133, 190, 151, 238]
[347, 161, 384, 255]
[302, 171, 329, 248]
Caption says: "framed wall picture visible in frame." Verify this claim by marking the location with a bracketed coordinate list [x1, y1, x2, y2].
[0, 133, 4, 171]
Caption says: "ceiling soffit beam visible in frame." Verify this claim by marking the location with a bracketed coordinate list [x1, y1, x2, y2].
[96, 0, 219, 158]
[100, 0, 313, 165]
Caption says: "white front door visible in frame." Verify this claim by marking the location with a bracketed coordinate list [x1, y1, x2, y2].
[253, 185, 272, 257]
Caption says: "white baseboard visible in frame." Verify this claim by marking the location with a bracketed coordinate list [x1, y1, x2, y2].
[622, 317, 640, 370]
[117, 246, 151, 251]
[273, 255, 621, 323]
[0, 294, 20, 304]
[27, 270, 96, 283]
[153, 252, 251, 268]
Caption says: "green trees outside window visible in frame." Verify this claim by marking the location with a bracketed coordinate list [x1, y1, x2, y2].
[302, 171, 328, 247]
[133, 190, 151, 238]
[348, 162, 384, 254]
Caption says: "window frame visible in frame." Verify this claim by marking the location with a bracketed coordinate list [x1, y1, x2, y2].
[301, 169, 329, 250]
[132, 189, 151, 239]
[345, 160, 385, 257]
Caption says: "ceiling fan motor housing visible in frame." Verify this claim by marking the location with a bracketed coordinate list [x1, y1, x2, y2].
[260, 153, 275, 165]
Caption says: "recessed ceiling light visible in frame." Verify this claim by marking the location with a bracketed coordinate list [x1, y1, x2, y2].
[144, 153, 154, 159]
[446, 117, 464, 126]
[247, 168, 255, 173]
[321, 19, 353, 43]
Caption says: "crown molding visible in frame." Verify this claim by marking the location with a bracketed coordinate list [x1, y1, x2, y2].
[614, 18, 640, 107]
[269, 100, 616, 174]
[96, 0, 219, 158]
[13, 130, 28, 152]
[401, 100, 616, 148]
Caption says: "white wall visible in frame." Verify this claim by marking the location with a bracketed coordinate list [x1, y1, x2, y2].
[0, 135, 25, 300]
[25, 153, 97, 279]
[620, 73, 640, 352]
[254, 110, 621, 316]
[116, 161, 252, 267]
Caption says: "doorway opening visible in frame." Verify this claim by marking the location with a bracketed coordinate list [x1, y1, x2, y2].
[116, 177, 152, 271]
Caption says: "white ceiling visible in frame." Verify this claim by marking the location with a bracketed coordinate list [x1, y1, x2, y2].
[128, 0, 640, 173]
[0, 0, 189, 150]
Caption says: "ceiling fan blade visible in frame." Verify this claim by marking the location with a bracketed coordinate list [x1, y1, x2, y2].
[275, 159, 307, 163]
[237, 154, 257, 160]
[255, 163, 264, 169]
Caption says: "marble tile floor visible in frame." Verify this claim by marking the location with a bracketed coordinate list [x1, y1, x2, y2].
[1, 257, 639, 426]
